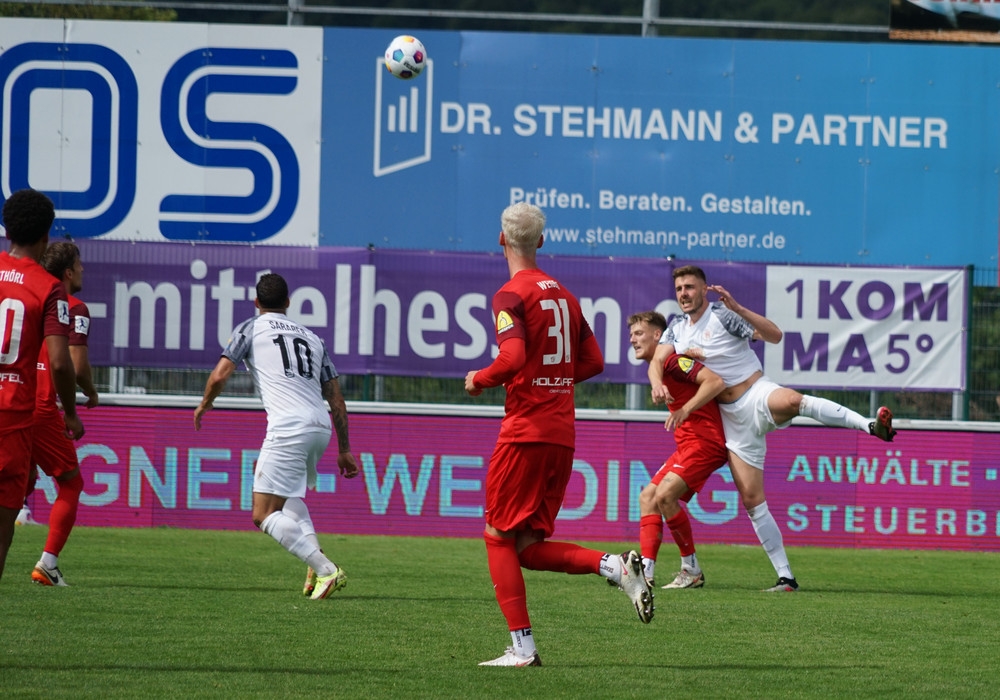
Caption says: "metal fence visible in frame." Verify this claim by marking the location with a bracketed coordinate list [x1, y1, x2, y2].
[25, 0, 888, 40]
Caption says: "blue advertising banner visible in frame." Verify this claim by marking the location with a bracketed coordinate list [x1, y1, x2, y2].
[0, 18, 996, 269]
[325, 29, 1000, 267]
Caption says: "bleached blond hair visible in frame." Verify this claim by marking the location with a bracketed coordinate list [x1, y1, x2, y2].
[500, 202, 545, 254]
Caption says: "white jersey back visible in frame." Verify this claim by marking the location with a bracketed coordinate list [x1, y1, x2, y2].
[661, 302, 761, 387]
[223, 312, 336, 436]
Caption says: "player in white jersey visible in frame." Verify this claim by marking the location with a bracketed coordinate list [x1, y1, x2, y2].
[648, 265, 896, 592]
[194, 273, 358, 600]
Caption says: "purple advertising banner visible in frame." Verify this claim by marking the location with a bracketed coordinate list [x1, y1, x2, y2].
[2, 238, 966, 389]
[24, 406, 1000, 551]
[69, 239, 769, 385]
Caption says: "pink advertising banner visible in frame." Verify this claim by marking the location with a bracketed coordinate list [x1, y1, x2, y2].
[25, 406, 1000, 552]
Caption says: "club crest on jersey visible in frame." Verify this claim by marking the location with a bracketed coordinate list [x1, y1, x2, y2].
[678, 356, 695, 373]
[496, 310, 514, 334]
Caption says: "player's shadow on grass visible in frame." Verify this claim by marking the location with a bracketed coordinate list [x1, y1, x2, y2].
[701, 582, 981, 598]
[1, 661, 406, 676]
[97, 580, 490, 601]
[558, 662, 886, 671]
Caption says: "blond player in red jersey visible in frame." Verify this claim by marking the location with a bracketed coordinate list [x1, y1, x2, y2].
[465, 203, 653, 668]
[0, 189, 83, 582]
[26, 241, 99, 586]
[628, 311, 728, 590]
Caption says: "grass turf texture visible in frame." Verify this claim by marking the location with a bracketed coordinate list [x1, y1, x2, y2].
[2, 527, 998, 698]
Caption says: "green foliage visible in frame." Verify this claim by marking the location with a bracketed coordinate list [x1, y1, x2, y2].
[0, 2, 176, 21]
[3, 526, 1000, 698]
[969, 283, 1000, 420]
[345, 0, 886, 38]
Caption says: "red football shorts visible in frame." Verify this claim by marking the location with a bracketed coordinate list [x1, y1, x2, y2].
[31, 411, 79, 479]
[485, 442, 573, 538]
[650, 440, 728, 501]
[0, 426, 32, 509]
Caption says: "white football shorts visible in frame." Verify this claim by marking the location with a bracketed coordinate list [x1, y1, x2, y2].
[718, 376, 792, 470]
[254, 428, 332, 498]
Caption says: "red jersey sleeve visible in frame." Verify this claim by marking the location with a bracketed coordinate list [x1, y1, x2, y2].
[44, 284, 70, 338]
[662, 353, 705, 410]
[474, 336, 525, 388]
[68, 296, 91, 346]
[574, 327, 603, 383]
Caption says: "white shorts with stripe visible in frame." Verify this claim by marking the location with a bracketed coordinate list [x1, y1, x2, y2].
[718, 376, 793, 470]
[254, 427, 332, 498]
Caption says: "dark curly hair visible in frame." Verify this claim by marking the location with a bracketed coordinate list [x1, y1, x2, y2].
[256, 273, 289, 310]
[2, 189, 54, 246]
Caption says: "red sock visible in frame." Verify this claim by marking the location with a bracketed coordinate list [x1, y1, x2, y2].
[639, 514, 663, 562]
[484, 532, 530, 631]
[666, 509, 696, 558]
[44, 473, 83, 557]
[518, 541, 603, 575]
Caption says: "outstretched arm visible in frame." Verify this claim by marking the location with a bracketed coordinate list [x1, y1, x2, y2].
[194, 356, 236, 430]
[709, 284, 782, 344]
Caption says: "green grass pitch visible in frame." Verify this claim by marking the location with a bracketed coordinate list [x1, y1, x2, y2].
[2, 526, 998, 698]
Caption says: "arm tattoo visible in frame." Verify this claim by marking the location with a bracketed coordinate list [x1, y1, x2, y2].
[322, 379, 351, 452]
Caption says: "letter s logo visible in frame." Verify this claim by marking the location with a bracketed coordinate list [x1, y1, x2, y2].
[0, 42, 138, 238]
[159, 48, 299, 242]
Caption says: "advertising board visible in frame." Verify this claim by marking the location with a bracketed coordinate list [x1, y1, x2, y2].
[0, 18, 996, 268]
[70, 241, 966, 389]
[25, 405, 1000, 552]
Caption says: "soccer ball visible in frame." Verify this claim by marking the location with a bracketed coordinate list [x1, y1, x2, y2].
[384, 35, 427, 80]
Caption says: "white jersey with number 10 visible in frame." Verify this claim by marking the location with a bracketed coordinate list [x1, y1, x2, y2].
[222, 312, 337, 436]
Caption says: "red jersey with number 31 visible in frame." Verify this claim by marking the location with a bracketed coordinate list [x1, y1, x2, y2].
[490, 268, 601, 448]
[0, 251, 70, 428]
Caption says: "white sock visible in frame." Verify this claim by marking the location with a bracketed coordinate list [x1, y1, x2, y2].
[681, 553, 699, 573]
[511, 628, 537, 657]
[799, 395, 869, 432]
[747, 501, 793, 580]
[642, 556, 655, 581]
[598, 553, 624, 584]
[41, 551, 58, 569]
[282, 497, 321, 551]
[260, 511, 336, 576]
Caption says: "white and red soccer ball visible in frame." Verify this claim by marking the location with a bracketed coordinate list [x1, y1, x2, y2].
[384, 35, 427, 80]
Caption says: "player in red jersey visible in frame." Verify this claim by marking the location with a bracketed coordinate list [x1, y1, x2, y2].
[0, 189, 83, 582]
[628, 311, 728, 590]
[465, 202, 653, 668]
[26, 242, 99, 586]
